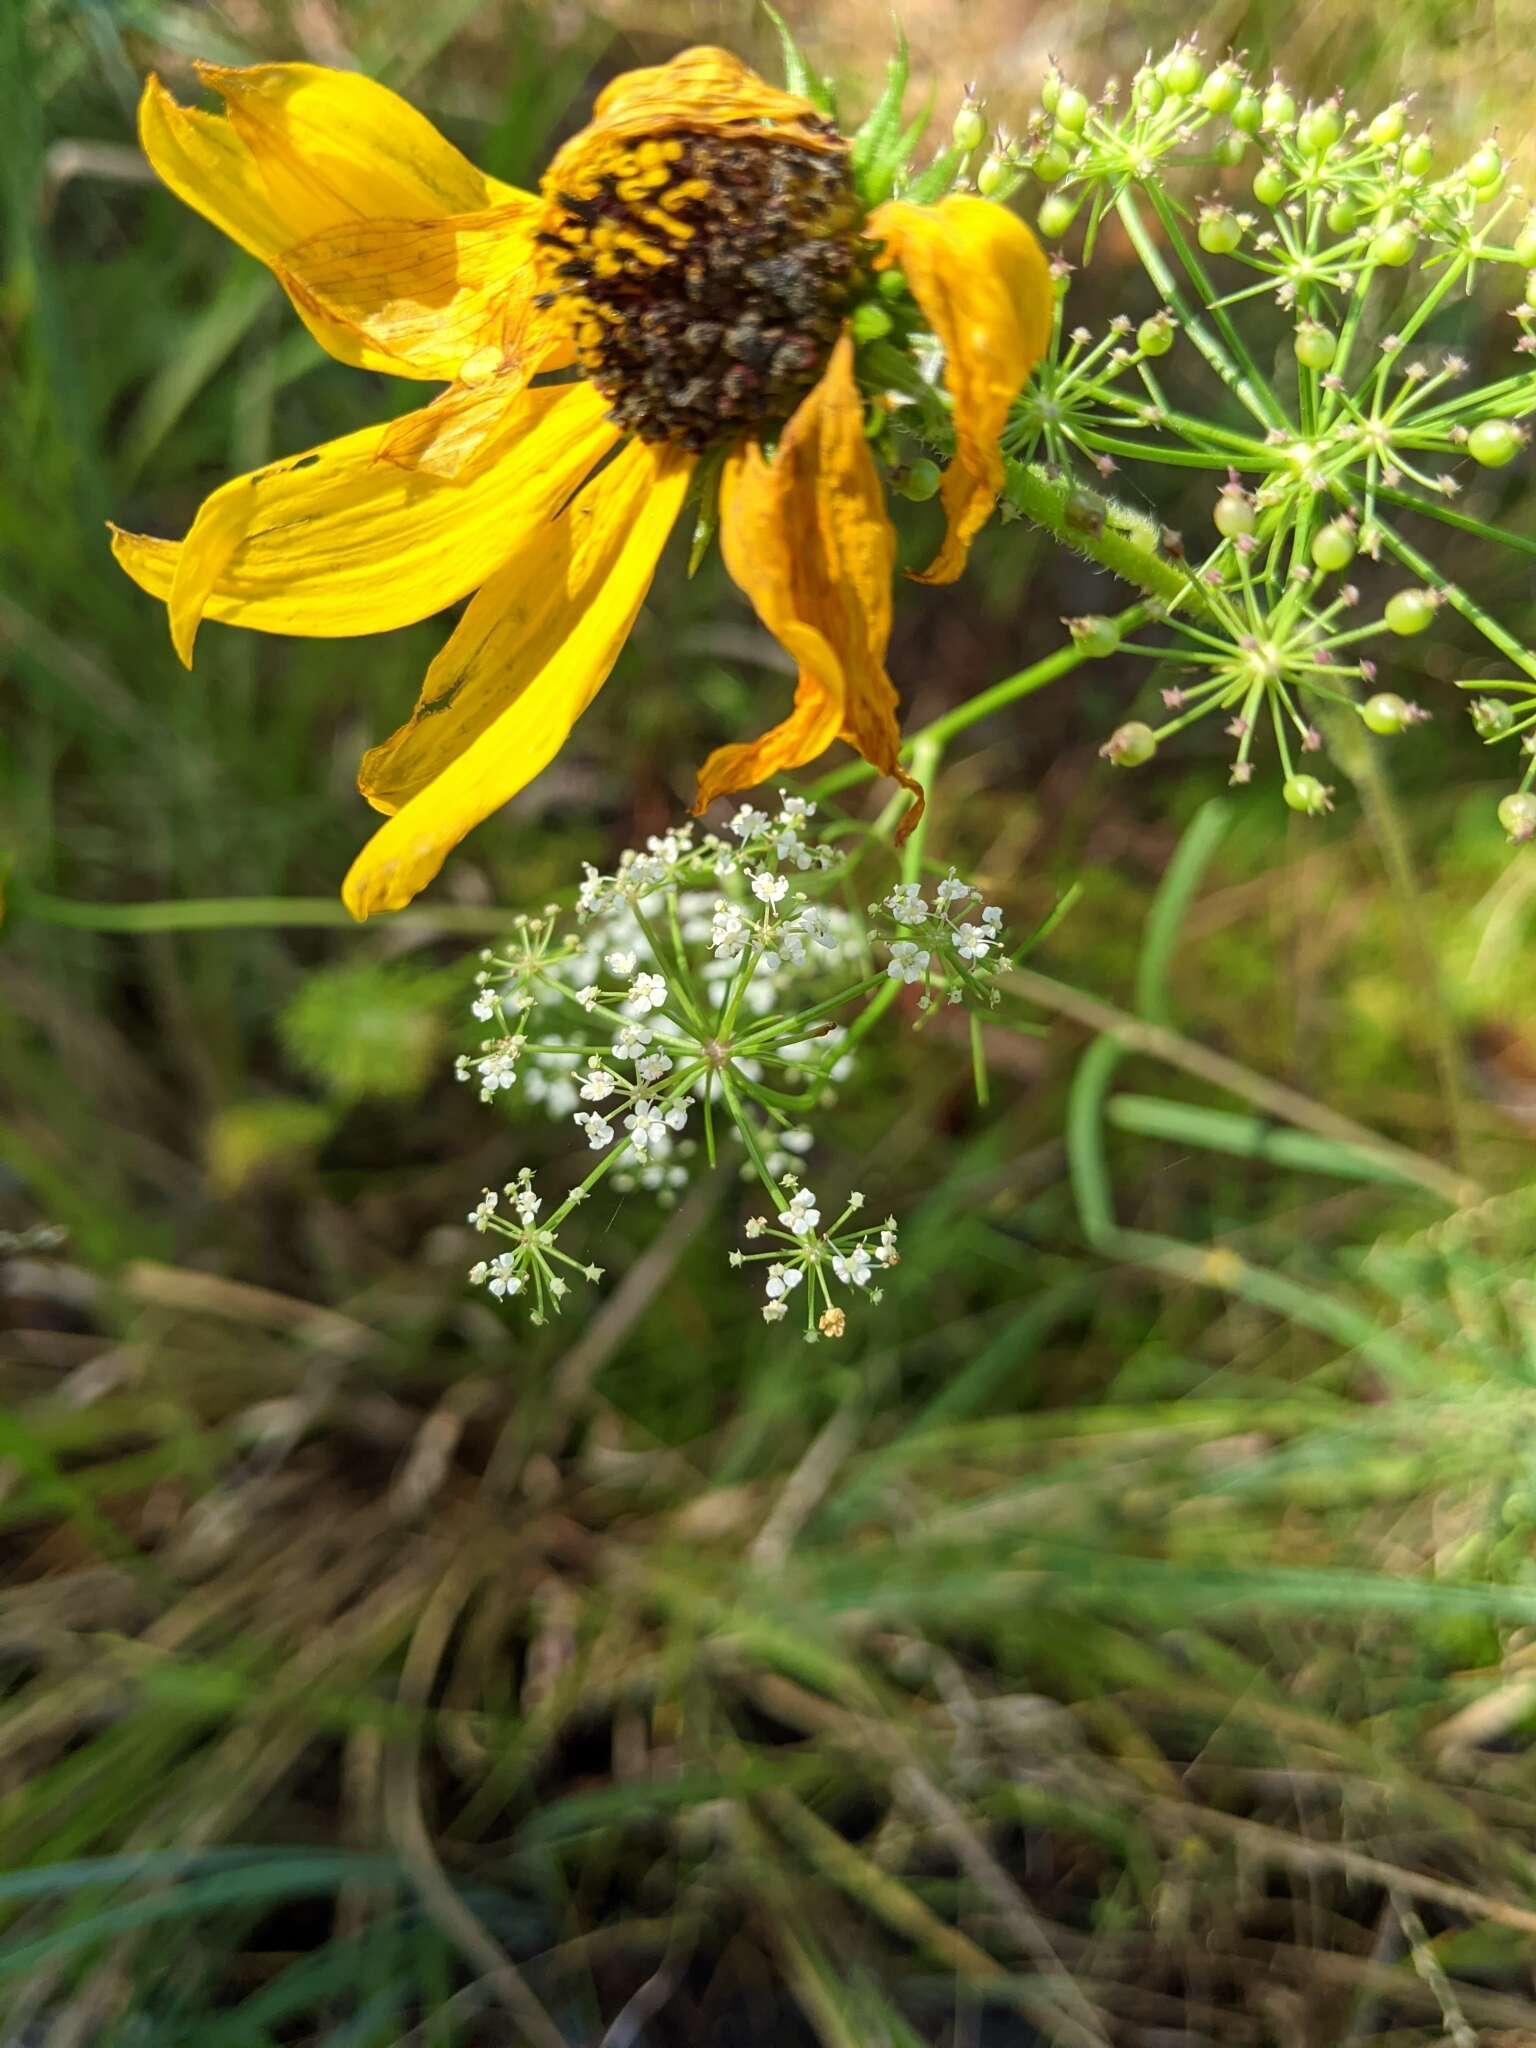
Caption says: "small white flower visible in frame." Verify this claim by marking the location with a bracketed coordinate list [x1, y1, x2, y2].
[793, 905, 838, 952]
[470, 1251, 523, 1298]
[729, 804, 771, 840]
[635, 1050, 674, 1084]
[885, 940, 931, 985]
[606, 948, 638, 977]
[745, 1215, 768, 1238]
[574, 984, 600, 1012]
[885, 883, 928, 924]
[663, 1100, 689, 1133]
[750, 869, 790, 906]
[936, 871, 974, 907]
[777, 793, 815, 822]
[471, 988, 499, 1022]
[981, 904, 1004, 929]
[579, 1065, 618, 1103]
[782, 1128, 815, 1155]
[468, 1190, 498, 1231]
[613, 1022, 654, 1060]
[711, 902, 749, 960]
[764, 1261, 804, 1300]
[627, 971, 668, 1013]
[476, 1042, 523, 1092]
[624, 1099, 668, 1150]
[784, 1188, 821, 1236]
[575, 1111, 615, 1150]
[833, 1247, 873, 1288]
[774, 828, 815, 869]
[762, 1298, 789, 1323]
[953, 923, 993, 963]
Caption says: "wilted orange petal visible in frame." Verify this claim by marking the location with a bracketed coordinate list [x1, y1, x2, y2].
[696, 335, 921, 833]
[869, 194, 1054, 583]
[546, 45, 837, 198]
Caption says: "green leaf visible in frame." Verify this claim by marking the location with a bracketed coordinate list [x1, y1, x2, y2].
[850, 33, 909, 182]
[760, 3, 834, 115]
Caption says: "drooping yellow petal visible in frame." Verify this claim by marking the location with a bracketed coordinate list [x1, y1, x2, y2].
[695, 335, 922, 832]
[868, 195, 1054, 583]
[110, 380, 617, 664]
[544, 45, 838, 199]
[343, 443, 693, 918]
[273, 202, 557, 382]
[139, 65, 528, 377]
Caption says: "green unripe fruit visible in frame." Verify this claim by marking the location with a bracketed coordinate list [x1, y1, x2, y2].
[1037, 192, 1077, 237]
[1137, 313, 1175, 356]
[1200, 64, 1241, 113]
[1472, 698, 1516, 738]
[892, 456, 942, 501]
[1041, 68, 1062, 112]
[1465, 142, 1502, 190]
[1468, 418, 1522, 467]
[976, 153, 1009, 197]
[1055, 85, 1090, 132]
[1513, 215, 1536, 268]
[1232, 89, 1263, 133]
[1311, 521, 1355, 573]
[1262, 84, 1297, 129]
[952, 102, 987, 153]
[1253, 160, 1287, 207]
[1103, 721, 1158, 766]
[1368, 102, 1406, 146]
[1213, 132, 1247, 166]
[1033, 142, 1072, 183]
[1213, 485, 1256, 537]
[1163, 46, 1204, 97]
[1297, 100, 1344, 156]
[1361, 692, 1413, 735]
[1384, 586, 1436, 635]
[1135, 71, 1164, 113]
[876, 265, 910, 302]
[1370, 221, 1417, 266]
[1283, 774, 1334, 815]
[1498, 792, 1536, 840]
[1402, 134, 1434, 176]
[850, 301, 894, 343]
[1069, 614, 1121, 657]
[1326, 195, 1358, 234]
[1293, 320, 1337, 370]
[1198, 206, 1242, 254]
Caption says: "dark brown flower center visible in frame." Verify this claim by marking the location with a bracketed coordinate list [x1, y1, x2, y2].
[538, 130, 862, 452]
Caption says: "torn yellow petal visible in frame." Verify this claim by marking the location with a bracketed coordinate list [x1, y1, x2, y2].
[274, 201, 552, 381]
[139, 65, 526, 376]
[344, 443, 692, 917]
[111, 380, 616, 664]
[695, 335, 921, 832]
[545, 46, 838, 198]
[868, 194, 1053, 583]
[373, 303, 577, 480]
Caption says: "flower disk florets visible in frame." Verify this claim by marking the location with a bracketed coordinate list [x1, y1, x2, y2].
[539, 131, 863, 450]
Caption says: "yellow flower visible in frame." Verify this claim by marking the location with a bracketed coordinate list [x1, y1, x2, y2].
[112, 49, 1051, 917]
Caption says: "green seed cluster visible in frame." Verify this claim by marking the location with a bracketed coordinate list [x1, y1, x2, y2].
[991, 39, 1536, 833]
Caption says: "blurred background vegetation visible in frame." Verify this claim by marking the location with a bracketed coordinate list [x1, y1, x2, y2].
[8, 0, 1536, 2041]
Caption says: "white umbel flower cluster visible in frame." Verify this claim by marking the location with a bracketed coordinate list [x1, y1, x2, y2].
[451, 801, 1008, 1334]
[875, 869, 1008, 1009]
[728, 1180, 901, 1342]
